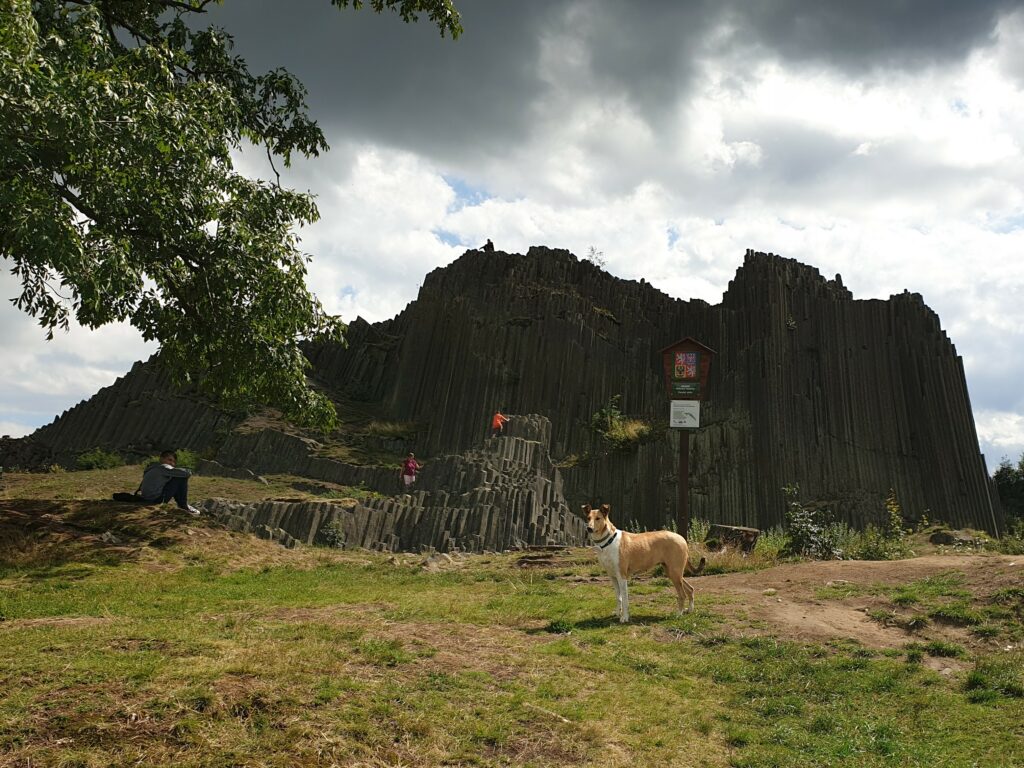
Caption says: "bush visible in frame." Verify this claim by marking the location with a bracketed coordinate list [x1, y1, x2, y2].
[176, 449, 201, 470]
[997, 516, 1024, 555]
[782, 484, 841, 559]
[320, 520, 346, 549]
[590, 395, 653, 449]
[782, 486, 913, 561]
[754, 526, 788, 559]
[688, 517, 711, 544]
[76, 448, 123, 471]
[845, 490, 913, 560]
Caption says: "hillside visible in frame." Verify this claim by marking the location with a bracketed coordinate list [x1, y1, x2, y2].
[1, 470, 1022, 767]
[2, 247, 1001, 535]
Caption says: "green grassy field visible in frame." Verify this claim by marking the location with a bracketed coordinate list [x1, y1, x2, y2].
[1, 469, 1022, 766]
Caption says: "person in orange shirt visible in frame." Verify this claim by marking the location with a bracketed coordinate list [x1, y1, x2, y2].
[490, 411, 510, 439]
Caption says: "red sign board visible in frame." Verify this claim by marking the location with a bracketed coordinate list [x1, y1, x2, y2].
[660, 338, 715, 400]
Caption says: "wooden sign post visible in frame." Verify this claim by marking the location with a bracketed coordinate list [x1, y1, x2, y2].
[659, 338, 715, 538]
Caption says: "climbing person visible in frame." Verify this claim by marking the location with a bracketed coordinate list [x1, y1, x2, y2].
[399, 452, 422, 489]
[139, 450, 201, 515]
[482, 238, 495, 252]
[490, 411, 510, 439]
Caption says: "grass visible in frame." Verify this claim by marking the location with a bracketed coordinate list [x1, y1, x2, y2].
[0, 464, 371, 505]
[1, 477, 1023, 766]
[814, 569, 1024, 644]
[364, 420, 418, 441]
[965, 651, 1024, 701]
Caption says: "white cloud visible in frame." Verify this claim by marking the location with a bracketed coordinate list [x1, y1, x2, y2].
[975, 409, 1024, 466]
[0, 421, 34, 439]
[0, 268, 157, 436]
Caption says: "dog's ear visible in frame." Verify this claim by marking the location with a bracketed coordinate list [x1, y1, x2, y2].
[581, 503, 591, 514]
[600, 503, 611, 513]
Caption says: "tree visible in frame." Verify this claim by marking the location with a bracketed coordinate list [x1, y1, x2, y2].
[994, 453, 1024, 523]
[0, 0, 461, 430]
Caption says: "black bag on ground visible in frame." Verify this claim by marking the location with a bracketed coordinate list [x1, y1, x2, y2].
[112, 492, 145, 503]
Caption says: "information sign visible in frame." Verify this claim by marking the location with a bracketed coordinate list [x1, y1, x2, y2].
[670, 400, 700, 429]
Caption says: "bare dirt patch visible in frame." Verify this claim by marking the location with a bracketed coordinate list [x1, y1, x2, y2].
[1, 615, 111, 630]
[695, 554, 1022, 650]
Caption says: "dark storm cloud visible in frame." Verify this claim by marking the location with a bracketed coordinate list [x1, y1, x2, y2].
[200, 0, 1017, 167]
[546, 1, 714, 128]
[200, 0, 560, 165]
[729, 0, 1018, 72]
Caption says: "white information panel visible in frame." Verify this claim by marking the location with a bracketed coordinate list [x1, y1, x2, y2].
[670, 399, 700, 429]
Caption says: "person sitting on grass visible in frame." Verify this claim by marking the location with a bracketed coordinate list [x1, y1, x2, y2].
[139, 450, 200, 516]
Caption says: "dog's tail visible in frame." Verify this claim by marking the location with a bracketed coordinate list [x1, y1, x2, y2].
[685, 555, 706, 577]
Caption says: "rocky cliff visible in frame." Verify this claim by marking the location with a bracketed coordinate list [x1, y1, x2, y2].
[307, 247, 999, 533]
[200, 415, 587, 552]
[5, 247, 1002, 535]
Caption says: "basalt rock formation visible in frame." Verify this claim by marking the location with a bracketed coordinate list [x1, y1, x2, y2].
[201, 415, 587, 552]
[5, 247, 1002, 536]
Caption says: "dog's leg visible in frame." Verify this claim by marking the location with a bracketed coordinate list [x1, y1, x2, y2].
[617, 577, 630, 623]
[681, 576, 694, 613]
[668, 567, 695, 613]
[606, 570, 622, 619]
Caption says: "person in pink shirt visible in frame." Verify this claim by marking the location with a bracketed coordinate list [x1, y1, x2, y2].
[399, 452, 422, 489]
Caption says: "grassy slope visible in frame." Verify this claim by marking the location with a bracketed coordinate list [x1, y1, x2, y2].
[1, 471, 1022, 767]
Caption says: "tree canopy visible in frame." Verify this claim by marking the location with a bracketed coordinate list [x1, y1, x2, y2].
[0, 0, 461, 430]
[994, 453, 1024, 524]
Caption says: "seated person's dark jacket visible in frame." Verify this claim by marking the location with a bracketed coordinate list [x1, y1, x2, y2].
[139, 462, 192, 502]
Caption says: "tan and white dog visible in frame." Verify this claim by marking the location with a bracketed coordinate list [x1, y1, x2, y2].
[584, 503, 705, 623]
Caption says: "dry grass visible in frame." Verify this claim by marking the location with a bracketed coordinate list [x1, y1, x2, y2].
[364, 420, 418, 440]
[608, 418, 652, 444]
[2, 475, 1023, 767]
[0, 465, 373, 505]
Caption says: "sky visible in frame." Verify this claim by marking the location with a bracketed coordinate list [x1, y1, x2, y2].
[3, 0, 1024, 471]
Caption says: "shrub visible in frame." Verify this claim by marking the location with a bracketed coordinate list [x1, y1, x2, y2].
[997, 516, 1024, 555]
[782, 484, 841, 559]
[590, 395, 653, 449]
[847, 525, 899, 560]
[146, 449, 200, 469]
[688, 517, 711, 544]
[76, 448, 123, 470]
[842, 489, 914, 560]
[754, 526, 788, 559]
[176, 449, 201, 469]
[320, 520, 346, 549]
[823, 521, 858, 557]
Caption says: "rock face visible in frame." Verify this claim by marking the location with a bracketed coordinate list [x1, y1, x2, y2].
[21, 361, 233, 465]
[309, 247, 1000, 533]
[199, 416, 588, 552]
[6, 247, 1003, 535]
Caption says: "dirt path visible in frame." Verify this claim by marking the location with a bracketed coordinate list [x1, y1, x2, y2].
[694, 554, 1023, 652]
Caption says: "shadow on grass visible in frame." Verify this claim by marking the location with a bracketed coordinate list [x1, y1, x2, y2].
[0, 498, 202, 575]
[531, 613, 672, 633]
